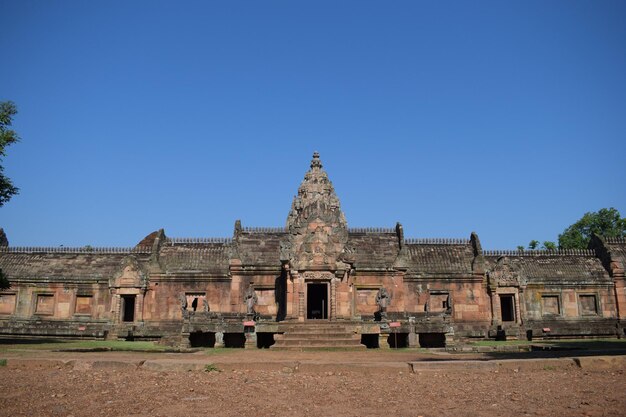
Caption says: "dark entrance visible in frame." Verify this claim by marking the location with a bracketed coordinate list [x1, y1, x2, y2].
[307, 283, 328, 320]
[500, 294, 515, 322]
[121, 295, 136, 322]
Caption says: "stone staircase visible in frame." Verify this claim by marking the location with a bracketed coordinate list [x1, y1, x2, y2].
[271, 322, 365, 350]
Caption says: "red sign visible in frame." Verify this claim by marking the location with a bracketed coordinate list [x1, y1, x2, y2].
[243, 321, 255, 326]
[77, 326, 86, 331]
[389, 322, 401, 328]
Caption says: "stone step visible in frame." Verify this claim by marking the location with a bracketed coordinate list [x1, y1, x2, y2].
[278, 324, 354, 330]
[271, 345, 367, 351]
[274, 332, 359, 339]
[275, 338, 362, 347]
[271, 322, 365, 349]
[279, 330, 355, 337]
[275, 333, 361, 341]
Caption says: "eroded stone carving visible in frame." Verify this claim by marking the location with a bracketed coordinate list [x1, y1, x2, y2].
[285, 152, 348, 271]
[488, 256, 525, 287]
[111, 255, 148, 289]
[244, 286, 258, 315]
[179, 294, 188, 318]
[302, 271, 334, 281]
[376, 287, 391, 321]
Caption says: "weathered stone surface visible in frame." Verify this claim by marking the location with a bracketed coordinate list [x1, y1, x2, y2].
[0, 152, 624, 344]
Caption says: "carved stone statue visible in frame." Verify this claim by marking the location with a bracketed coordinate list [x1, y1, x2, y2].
[376, 287, 391, 321]
[243, 286, 258, 315]
[179, 294, 187, 317]
[202, 298, 209, 313]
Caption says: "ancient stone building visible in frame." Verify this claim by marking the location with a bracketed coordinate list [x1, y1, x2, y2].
[0, 153, 624, 348]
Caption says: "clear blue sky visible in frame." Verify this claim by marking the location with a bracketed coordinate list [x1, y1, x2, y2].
[1, 1, 625, 249]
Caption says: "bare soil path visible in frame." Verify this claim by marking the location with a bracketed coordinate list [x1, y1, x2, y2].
[1, 348, 625, 417]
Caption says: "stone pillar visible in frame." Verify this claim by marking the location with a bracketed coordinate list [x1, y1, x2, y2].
[112, 293, 121, 324]
[513, 291, 523, 324]
[330, 277, 338, 321]
[136, 293, 144, 322]
[214, 331, 224, 348]
[490, 292, 501, 326]
[245, 330, 256, 349]
[378, 333, 390, 349]
[407, 317, 419, 347]
[180, 332, 191, 349]
[297, 276, 305, 322]
[286, 275, 294, 318]
[445, 326, 456, 348]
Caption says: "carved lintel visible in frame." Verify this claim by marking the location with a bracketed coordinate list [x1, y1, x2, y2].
[301, 271, 334, 281]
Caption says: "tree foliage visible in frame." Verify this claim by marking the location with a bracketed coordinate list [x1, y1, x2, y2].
[558, 208, 626, 249]
[0, 100, 19, 207]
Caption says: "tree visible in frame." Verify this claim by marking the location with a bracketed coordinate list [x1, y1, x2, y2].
[528, 240, 540, 250]
[558, 208, 626, 249]
[542, 241, 557, 251]
[0, 100, 19, 206]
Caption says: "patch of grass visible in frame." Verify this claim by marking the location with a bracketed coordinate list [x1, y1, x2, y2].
[0, 358, 6, 366]
[0, 338, 167, 352]
[204, 363, 221, 372]
[468, 340, 532, 347]
[201, 347, 237, 355]
[467, 338, 626, 350]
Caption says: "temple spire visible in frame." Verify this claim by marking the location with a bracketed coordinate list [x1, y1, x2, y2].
[310, 151, 322, 169]
[284, 152, 348, 270]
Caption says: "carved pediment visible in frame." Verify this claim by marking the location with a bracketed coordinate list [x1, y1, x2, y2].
[111, 255, 147, 289]
[488, 256, 524, 288]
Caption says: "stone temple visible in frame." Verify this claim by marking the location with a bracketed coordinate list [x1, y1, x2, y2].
[0, 153, 624, 348]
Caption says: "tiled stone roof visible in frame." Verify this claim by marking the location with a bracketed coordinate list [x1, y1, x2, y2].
[347, 232, 399, 269]
[404, 243, 474, 275]
[236, 232, 285, 266]
[158, 243, 231, 272]
[485, 254, 610, 284]
[0, 251, 146, 280]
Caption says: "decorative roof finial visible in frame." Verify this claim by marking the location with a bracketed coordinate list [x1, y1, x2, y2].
[310, 151, 322, 169]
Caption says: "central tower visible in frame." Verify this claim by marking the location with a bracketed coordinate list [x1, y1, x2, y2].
[283, 152, 349, 272]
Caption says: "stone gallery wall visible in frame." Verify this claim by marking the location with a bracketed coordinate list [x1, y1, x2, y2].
[1, 154, 624, 343]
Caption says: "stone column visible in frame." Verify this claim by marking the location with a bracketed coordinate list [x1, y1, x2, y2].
[298, 276, 305, 322]
[286, 275, 294, 318]
[136, 293, 144, 322]
[490, 292, 501, 326]
[214, 331, 224, 348]
[112, 293, 121, 324]
[378, 333, 390, 349]
[245, 328, 257, 349]
[330, 277, 338, 321]
[407, 317, 419, 347]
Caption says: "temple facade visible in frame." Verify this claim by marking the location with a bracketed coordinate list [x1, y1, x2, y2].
[0, 153, 624, 348]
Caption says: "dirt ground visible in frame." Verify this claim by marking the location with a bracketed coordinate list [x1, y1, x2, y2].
[1, 349, 625, 417]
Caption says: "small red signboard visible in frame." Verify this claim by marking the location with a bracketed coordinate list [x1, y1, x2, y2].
[542, 327, 551, 332]
[389, 322, 401, 328]
[77, 326, 86, 331]
[243, 321, 255, 326]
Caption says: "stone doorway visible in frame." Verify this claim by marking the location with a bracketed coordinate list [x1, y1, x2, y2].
[499, 294, 515, 322]
[121, 295, 136, 322]
[307, 282, 328, 320]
